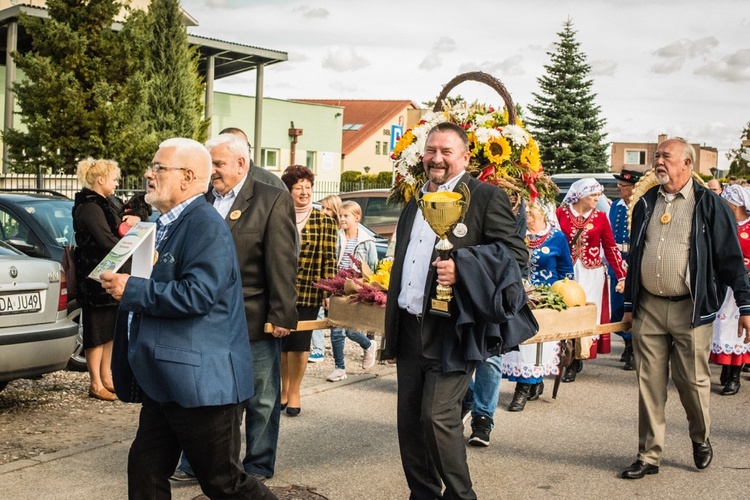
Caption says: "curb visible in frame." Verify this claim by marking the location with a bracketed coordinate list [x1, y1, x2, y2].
[301, 365, 397, 397]
[0, 431, 135, 475]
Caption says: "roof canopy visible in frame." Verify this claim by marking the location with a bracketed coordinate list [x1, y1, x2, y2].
[0, 4, 288, 80]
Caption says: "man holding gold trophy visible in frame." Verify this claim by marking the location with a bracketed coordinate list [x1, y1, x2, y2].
[383, 122, 529, 500]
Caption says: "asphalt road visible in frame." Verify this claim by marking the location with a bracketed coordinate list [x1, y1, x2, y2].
[2, 345, 749, 499]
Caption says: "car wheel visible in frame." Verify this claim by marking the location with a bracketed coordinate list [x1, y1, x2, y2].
[66, 307, 87, 372]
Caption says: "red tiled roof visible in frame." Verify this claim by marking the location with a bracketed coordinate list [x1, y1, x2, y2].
[293, 99, 419, 156]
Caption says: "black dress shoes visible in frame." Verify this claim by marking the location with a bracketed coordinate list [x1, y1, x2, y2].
[692, 438, 713, 469]
[562, 359, 582, 383]
[621, 460, 659, 479]
[286, 406, 301, 417]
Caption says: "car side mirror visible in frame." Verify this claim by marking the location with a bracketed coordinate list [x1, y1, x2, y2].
[6, 238, 44, 257]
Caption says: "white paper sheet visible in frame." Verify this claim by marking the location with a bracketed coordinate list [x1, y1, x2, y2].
[87, 222, 156, 282]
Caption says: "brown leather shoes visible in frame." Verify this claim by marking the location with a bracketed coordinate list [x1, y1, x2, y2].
[88, 387, 116, 401]
[621, 460, 659, 479]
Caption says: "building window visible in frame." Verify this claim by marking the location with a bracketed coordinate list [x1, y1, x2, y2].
[625, 150, 647, 164]
[342, 123, 363, 131]
[306, 151, 316, 172]
[261, 148, 280, 170]
[382, 141, 390, 155]
[375, 142, 381, 155]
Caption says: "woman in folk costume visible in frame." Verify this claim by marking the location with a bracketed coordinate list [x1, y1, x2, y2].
[710, 184, 750, 395]
[502, 201, 574, 410]
[556, 178, 626, 382]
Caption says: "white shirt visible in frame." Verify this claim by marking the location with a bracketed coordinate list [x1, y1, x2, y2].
[212, 174, 248, 219]
[398, 174, 464, 315]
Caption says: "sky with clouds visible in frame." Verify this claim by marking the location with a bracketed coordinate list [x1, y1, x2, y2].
[181, 0, 750, 170]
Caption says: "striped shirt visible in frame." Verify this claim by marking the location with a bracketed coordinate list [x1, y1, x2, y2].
[339, 236, 358, 270]
[640, 180, 694, 297]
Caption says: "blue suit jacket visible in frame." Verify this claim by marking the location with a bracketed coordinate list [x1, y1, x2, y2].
[112, 197, 254, 407]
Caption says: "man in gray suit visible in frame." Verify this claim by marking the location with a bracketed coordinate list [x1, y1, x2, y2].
[173, 133, 298, 483]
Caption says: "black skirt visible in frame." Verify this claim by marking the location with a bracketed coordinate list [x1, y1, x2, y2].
[81, 304, 118, 349]
[281, 306, 319, 352]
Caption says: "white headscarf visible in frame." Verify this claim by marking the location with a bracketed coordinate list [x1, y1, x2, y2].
[562, 178, 604, 206]
[721, 184, 750, 214]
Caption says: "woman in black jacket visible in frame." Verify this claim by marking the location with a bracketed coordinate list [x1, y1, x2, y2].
[73, 158, 146, 400]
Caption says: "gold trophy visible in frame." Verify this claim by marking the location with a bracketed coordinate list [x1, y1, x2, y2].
[416, 183, 471, 317]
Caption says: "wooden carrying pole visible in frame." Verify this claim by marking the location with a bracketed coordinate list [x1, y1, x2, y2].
[263, 320, 631, 343]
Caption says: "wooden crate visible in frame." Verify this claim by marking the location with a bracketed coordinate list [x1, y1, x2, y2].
[268, 299, 628, 343]
[522, 303, 598, 344]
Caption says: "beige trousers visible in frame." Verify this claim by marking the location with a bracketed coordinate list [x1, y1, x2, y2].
[631, 292, 712, 466]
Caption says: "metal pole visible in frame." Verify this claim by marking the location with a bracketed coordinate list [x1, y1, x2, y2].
[535, 343, 543, 367]
[253, 63, 264, 167]
[3, 21, 18, 173]
[204, 55, 214, 123]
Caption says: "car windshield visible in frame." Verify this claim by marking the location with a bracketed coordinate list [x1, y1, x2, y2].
[358, 223, 387, 242]
[18, 199, 76, 246]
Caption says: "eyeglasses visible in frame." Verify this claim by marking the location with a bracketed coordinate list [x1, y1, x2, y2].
[147, 162, 188, 174]
[617, 183, 633, 189]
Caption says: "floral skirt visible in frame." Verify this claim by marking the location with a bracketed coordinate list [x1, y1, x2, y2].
[502, 341, 560, 383]
[710, 289, 750, 366]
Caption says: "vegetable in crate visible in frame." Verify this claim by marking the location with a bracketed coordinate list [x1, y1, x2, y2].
[525, 283, 568, 311]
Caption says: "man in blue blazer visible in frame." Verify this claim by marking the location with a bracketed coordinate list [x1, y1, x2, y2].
[102, 138, 276, 499]
[173, 132, 298, 483]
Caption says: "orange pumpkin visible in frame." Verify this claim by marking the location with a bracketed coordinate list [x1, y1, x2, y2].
[549, 278, 587, 307]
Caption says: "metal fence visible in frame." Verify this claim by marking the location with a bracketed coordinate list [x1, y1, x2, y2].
[312, 180, 392, 201]
[0, 173, 391, 202]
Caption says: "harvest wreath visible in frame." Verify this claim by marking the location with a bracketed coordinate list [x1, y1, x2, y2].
[267, 73, 629, 344]
[388, 72, 558, 209]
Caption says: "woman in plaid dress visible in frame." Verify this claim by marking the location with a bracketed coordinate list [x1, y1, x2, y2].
[280, 166, 338, 416]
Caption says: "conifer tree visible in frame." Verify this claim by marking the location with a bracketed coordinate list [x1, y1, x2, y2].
[727, 122, 750, 178]
[527, 19, 609, 174]
[144, 0, 208, 143]
[4, 0, 151, 176]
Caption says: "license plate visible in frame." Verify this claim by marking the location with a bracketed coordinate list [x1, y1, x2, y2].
[0, 292, 42, 315]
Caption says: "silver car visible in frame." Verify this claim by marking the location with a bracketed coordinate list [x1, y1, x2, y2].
[0, 241, 78, 393]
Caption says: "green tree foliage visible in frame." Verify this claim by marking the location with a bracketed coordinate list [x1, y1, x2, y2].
[375, 171, 392, 184]
[144, 0, 208, 143]
[339, 170, 392, 192]
[527, 19, 609, 174]
[727, 122, 750, 178]
[340, 170, 361, 183]
[4, 0, 151, 175]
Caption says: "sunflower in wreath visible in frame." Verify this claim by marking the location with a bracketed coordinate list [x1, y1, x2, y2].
[389, 102, 557, 210]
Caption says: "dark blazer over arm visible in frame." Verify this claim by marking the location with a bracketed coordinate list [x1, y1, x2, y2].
[384, 174, 528, 372]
